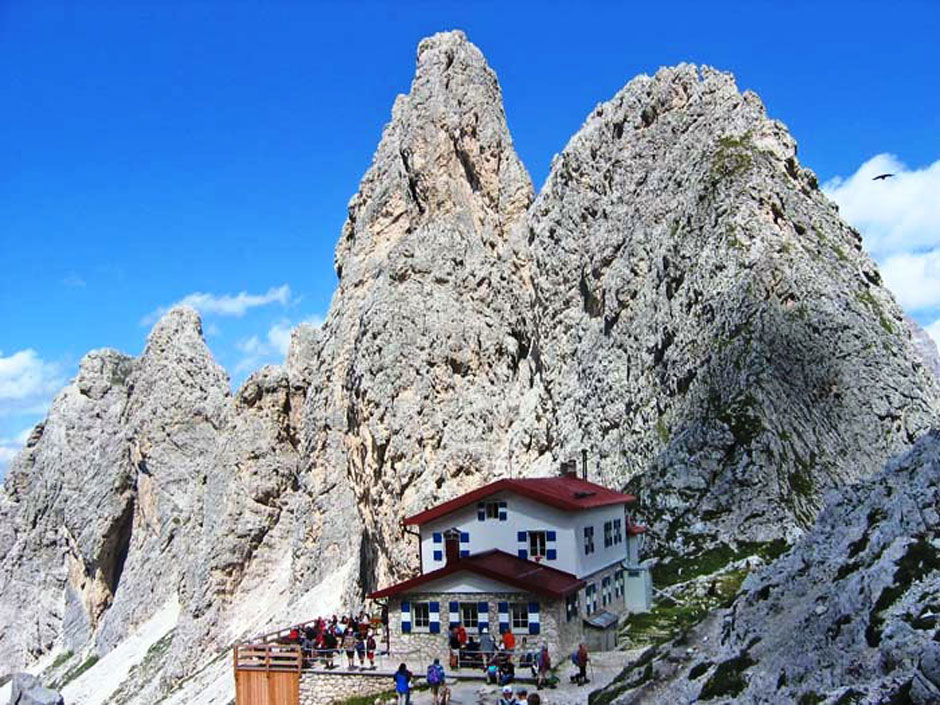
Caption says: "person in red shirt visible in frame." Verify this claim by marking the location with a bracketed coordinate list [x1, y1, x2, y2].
[456, 623, 467, 646]
[501, 629, 516, 652]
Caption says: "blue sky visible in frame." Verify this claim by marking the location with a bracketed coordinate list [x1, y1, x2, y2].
[2, 0, 939, 470]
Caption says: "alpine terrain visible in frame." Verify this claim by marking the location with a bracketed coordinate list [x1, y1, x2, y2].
[1, 30, 937, 705]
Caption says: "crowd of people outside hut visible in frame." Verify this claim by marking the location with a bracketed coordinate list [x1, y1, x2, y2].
[274, 612, 591, 703]
[280, 610, 386, 670]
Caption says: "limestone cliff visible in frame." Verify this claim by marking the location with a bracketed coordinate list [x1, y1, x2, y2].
[526, 64, 938, 564]
[306, 30, 546, 593]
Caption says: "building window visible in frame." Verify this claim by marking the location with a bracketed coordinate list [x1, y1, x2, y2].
[510, 603, 529, 631]
[413, 602, 430, 630]
[583, 526, 594, 555]
[528, 531, 547, 558]
[460, 602, 479, 629]
[565, 593, 579, 622]
[585, 583, 597, 614]
[613, 518, 623, 545]
[604, 520, 613, 548]
[479, 500, 507, 521]
[614, 569, 624, 598]
[602, 576, 611, 606]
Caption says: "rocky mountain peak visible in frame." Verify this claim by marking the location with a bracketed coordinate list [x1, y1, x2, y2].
[335, 30, 532, 286]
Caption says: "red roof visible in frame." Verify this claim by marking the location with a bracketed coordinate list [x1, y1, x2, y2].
[368, 550, 585, 600]
[403, 474, 635, 526]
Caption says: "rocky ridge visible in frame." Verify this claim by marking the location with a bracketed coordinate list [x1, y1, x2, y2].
[593, 430, 940, 704]
[0, 29, 938, 705]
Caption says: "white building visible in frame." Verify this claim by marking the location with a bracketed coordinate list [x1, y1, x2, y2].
[369, 471, 651, 657]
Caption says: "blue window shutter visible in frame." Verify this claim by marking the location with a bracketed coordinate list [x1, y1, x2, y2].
[478, 502, 485, 521]
[546, 549, 557, 561]
[518, 549, 528, 560]
[429, 602, 440, 633]
[433, 532, 442, 543]
[499, 501, 507, 508]
[528, 602, 540, 635]
[517, 531, 527, 542]
[546, 531, 556, 542]
[401, 601, 411, 633]
[449, 601, 459, 623]
[460, 550, 469, 557]
[498, 602, 509, 634]
[499, 501, 507, 521]
[433, 550, 443, 562]
[460, 532, 470, 543]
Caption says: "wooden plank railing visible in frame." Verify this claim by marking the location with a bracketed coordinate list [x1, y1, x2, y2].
[233, 643, 303, 673]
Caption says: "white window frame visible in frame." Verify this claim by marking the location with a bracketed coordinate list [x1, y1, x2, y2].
[613, 518, 623, 545]
[459, 602, 479, 629]
[510, 603, 529, 631]
[485, 501, 500, 519]
[412, 602, 431, 632]
[602, 576, 611, 606]
[604, 520, 613, 548]
[528, 530, 547, 558]
[614, 569, 624, 598]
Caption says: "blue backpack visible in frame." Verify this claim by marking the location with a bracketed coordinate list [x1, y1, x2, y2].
[427, 664, 443, 685]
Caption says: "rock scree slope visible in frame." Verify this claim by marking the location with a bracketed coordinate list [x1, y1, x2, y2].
[0, 30, 937, 704]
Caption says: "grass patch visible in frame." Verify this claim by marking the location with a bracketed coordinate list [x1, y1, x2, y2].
[856, 289, 895, 335]
[338, 689, 398, 705]
[652, 539, 783, 588]
[712, 134, 754, 182]
[50, 650, 73, 670]
[655, 416, 669, 444]
[699, 651, 756, 700]
[52, 654, 99, 690]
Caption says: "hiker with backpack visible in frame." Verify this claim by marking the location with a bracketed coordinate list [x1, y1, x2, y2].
[426, 657, 446, 705]
[575, 643, 589, 686]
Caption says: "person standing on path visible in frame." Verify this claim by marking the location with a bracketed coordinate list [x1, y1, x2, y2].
[575, 643, 589, 686]
[536, 644, 551, 690]
[497, 684, 518, 705]
[426, 657, 446, 705]
[394, 663, 413, 705]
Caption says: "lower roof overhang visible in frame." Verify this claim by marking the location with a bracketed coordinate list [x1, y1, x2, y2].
[368, 549, 585, 600]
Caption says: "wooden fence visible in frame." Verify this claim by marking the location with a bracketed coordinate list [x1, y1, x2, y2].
[233, 643, 303, 672]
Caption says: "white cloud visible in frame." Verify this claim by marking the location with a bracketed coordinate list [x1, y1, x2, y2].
[879, 251, 940, 312]
[234, 315, 324, 373]
[0, 349, 65, 416]
[141, 285, 292, 325]
[823, 154, 940, 259]
[825, 153, 940, 347]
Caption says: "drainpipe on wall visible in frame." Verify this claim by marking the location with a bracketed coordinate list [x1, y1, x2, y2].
[402, 522, 422, 575]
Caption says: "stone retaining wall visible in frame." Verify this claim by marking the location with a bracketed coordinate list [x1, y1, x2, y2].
[298, 671, 393, 705]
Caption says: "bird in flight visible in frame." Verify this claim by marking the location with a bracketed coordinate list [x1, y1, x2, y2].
[872, 173, 895, 181]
